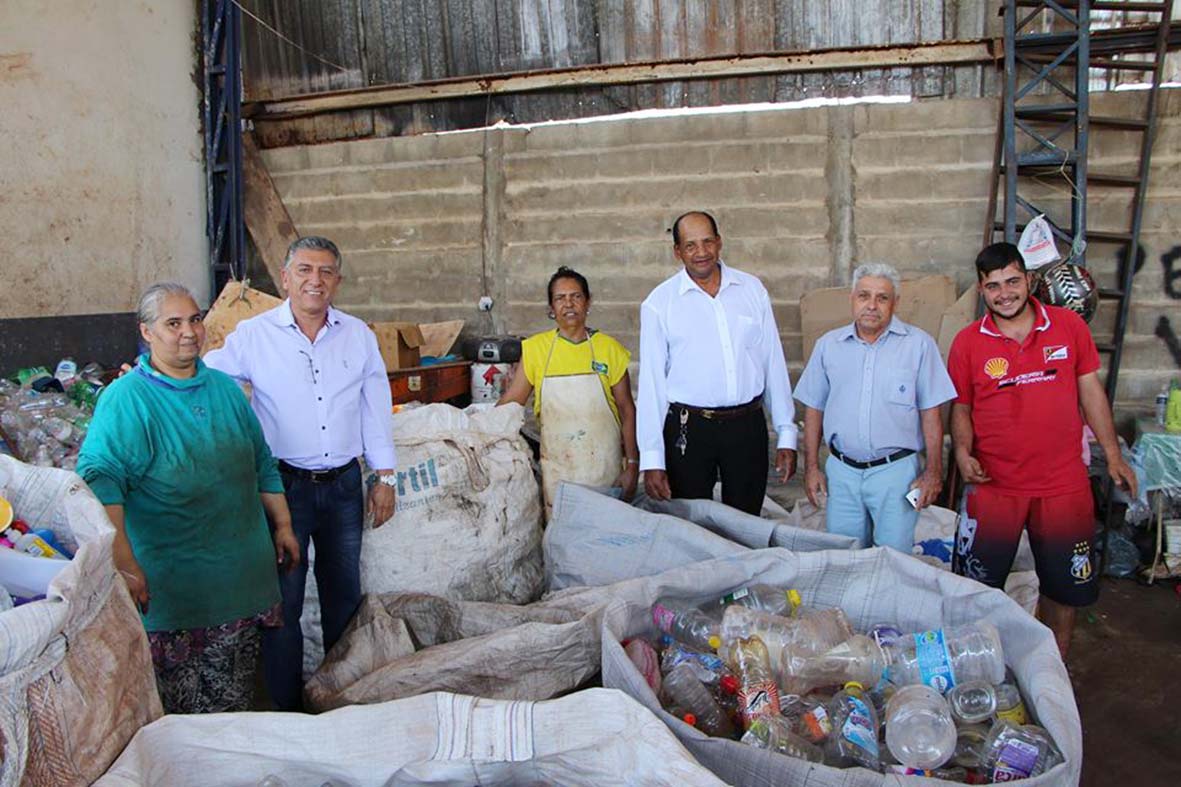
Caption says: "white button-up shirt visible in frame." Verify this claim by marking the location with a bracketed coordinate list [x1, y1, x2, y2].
[637, 262, 797, 471]
[204, 301, 396, 471]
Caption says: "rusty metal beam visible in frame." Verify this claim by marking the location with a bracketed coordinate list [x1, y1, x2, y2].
[247, 38, 1001, 121]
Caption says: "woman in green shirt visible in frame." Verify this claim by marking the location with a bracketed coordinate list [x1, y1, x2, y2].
[77, 283, 300, 714]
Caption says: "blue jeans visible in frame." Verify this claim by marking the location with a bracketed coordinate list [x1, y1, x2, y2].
[824, 453, 920, 553]
[263, 461, 364, 711]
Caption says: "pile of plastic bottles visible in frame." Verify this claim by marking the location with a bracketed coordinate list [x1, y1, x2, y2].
[0, 360, 106, 469]
[628, 583, 1063, 782]
[0, 494, 74, 610]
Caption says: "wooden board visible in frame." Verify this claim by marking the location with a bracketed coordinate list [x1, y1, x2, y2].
[242, 130, 298, 287]
[202, 281, 283, 355]
[418, 320, 465, 358]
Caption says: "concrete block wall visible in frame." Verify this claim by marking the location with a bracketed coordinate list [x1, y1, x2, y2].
[262, 91, 1181, 413]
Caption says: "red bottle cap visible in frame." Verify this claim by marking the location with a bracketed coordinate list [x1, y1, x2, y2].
[682, 713, 697, 727]
[720, 674, 739, 695]
[9, 519, 28, 534]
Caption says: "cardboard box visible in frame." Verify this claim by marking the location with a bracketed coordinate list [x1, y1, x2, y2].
[202, 280, 283, 355]
[800, 275, 957, 362]
[369, 322, 424, 371]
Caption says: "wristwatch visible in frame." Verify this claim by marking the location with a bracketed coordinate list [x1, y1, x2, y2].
[376, 473, 398, 488]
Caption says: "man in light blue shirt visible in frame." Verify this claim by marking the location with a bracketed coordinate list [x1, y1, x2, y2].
[204, 236, 396, 710]
[793, 263, 956, 552]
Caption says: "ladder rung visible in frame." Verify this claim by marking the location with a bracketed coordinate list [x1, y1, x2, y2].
[1013, 1, 1169, 12]
[1015, 104, 1079, 118]
[1089, 58, 1158, 72]
[1099, 288, 1126, 299]
[1087, 172, 1142, 187]
[1088, 230, 1135, 244]
[1089, 115, 1149, 131]
[1017, 150, 1077, 167]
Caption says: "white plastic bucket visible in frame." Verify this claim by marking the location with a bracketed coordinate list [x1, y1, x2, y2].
[470, 362, 509, 403]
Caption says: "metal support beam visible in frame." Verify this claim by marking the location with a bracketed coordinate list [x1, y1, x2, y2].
[202, 0, 245, 296]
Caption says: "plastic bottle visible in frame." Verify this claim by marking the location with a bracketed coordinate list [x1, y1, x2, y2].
[779, 634, 888, 695]
[54, 358, 77, 388]
[741, 715, 824, 762]
[798, 699, 832, 744]
[625, 639, 662, 693]
[730, 636, 781, 728]
[651, 598, 721, 652]
[662, 662, 735, 738]
[994, 680, 1029, 725]
[824, 681, 880, 770]
[983, 720, 1063, 780]
[887, 620, 1005, 693]
[868, 622, 903, 650]
[661, 640, 727, 685]
[14, 532, 69, 560]
[719, 604, 852, 669]
[884, 684, 957, 770]
[1157, 385, 1171, 426]
[947, 680, 997, 725]
[952, 723, 991, 770]
[716, 584, 801, 617]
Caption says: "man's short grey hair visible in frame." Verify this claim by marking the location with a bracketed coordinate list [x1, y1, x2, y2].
[137, 282, 197, 325]
[851, 263, 901, 296]
[284, 236, 342, 271]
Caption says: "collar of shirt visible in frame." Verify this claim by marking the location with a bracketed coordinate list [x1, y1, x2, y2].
[835, 317, 910, 345]
[134, 354, 208, 391]
[269, 299, 344, 336]
[675, 260, 740, 296]
[979, 297, 1051, 338]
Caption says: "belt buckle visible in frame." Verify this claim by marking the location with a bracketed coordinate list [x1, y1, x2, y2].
[700, 408, 716, 420]
[310, 468, 333, 483]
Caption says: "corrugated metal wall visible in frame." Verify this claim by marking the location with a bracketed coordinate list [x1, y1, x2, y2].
[241, 0, 999, 144]
[240, 1, 1178, 146]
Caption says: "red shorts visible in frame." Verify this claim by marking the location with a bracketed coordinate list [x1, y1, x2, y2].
[952, 484, 1098, 607]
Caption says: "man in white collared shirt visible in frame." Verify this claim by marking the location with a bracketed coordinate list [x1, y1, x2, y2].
[637, 212, 797, 515]
[204, 236, 396, 711]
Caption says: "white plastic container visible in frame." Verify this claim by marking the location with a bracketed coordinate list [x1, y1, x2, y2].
[470, 362, 509, 403]
[0, 546, 70, 597]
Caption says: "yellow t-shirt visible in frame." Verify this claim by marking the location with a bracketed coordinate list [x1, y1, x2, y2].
[521, 329, 632, 423]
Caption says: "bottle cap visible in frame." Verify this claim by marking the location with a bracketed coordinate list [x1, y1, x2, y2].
[9, 519, 28, 535]
[720, 674, 739, 695]
[844, 681, 864, 692]
[0, 497, 12, 530]
[707, 635, 721, 650]
[786, 589, 802, 616]
[682, 713, 697, 727]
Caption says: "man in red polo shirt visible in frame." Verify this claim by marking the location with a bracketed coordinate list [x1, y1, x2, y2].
[948, 242, 1137, 660]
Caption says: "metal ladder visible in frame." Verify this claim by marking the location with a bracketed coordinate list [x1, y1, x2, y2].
[989, 0, 1176, 404]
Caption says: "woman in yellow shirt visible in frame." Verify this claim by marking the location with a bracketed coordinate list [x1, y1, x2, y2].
[499, 267, 639, 516]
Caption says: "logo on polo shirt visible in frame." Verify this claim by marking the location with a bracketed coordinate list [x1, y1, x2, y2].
[1043, 345, 1069, 363]
[983, 357, 1009, 380]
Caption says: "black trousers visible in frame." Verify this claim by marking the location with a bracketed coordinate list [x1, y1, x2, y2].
[663, 402, 769, 515]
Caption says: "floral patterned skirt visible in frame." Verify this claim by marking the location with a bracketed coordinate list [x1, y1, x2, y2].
[147, 604, 281, 715]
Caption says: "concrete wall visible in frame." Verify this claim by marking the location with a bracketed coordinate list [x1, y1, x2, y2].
[264, 91, 1181, 411]
[0, 1, 207, 322]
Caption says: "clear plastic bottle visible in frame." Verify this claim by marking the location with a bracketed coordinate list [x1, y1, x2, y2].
[662, 662, 735, 738]
[824, 681, 880, 770]
[779, 634, 887, 695]
[994, 681, 1029, 725]
[741, 714, 824, 762]
[719, 604, 852, 669]
[716, 584, 801, 617]
[660, 640, 727, 685]
[983, 720, 1063, 780]
[947, 680, 997, 725]
[887, 620, 1005, 693]
[952, 723, 992, 770]
[884, 684, 957, 770]
[868, 622, 903, 650]
[625, 639, 662, 693]
[730, 636, 781, 728]
[651, 598, 721, 652]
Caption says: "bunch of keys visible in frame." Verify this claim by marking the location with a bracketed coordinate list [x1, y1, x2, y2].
[674, 408, 689, 456]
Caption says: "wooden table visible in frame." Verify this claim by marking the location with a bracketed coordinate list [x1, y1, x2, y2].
[388, 361, 472, 406]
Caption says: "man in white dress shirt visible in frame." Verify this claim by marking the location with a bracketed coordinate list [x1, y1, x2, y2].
[637, 211, 798, 515]
[204, 236, 396, 711]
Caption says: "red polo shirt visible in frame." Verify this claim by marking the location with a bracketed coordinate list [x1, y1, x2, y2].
[947, 299, 1100, 496]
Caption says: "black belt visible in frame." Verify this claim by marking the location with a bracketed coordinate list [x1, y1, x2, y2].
[829, 441, 914, 470]
[278, 458, 358, 484]
[671, 396, 763, 421]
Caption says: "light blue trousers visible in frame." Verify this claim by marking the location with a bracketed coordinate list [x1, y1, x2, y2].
[825, 453, 920, 553]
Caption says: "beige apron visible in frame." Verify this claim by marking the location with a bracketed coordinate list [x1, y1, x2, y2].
[538, 332, 623, 518]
